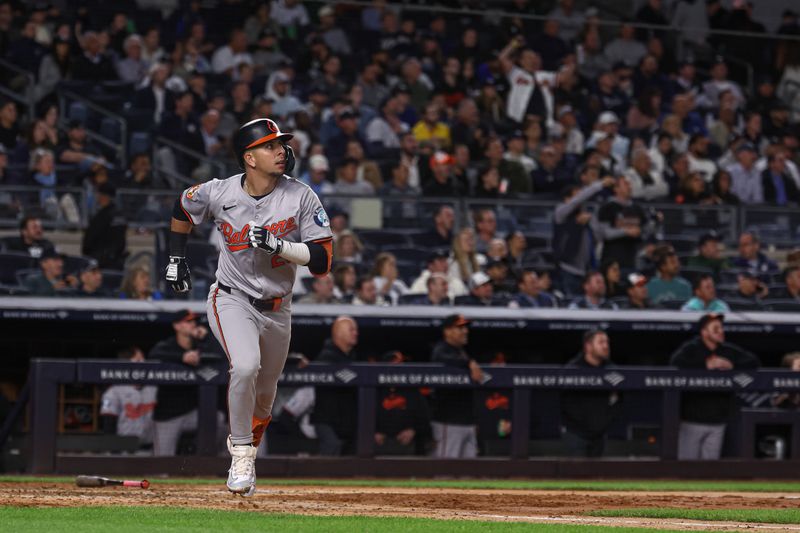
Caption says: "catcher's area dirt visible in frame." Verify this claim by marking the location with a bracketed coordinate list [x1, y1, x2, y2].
[2, 481, 800, 531]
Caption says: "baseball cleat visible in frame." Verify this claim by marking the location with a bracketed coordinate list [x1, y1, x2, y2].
[227, 436, 257, 496]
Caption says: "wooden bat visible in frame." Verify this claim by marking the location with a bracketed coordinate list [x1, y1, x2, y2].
[76, 475, 150, 489]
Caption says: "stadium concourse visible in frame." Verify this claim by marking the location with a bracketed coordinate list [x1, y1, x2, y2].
[3, 0, 800, 474]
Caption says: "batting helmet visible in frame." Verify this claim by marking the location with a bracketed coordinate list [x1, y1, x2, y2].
[233, 118, 295, 171]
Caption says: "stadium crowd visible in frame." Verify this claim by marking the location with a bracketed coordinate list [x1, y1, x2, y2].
[0, 0, 799, 312]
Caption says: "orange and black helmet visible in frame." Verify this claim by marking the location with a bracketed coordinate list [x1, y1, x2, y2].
[233, 118, 295, 171]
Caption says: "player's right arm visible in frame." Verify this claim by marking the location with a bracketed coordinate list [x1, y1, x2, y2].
[165, 182, 214, 293]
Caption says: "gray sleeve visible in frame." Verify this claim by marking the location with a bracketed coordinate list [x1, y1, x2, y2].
[298, 188, 334, 243]
[554, 181, 603, 223]
[100, 387, 120, 416]
[598, 222, 628, 240]
[179, 180, 218, 224]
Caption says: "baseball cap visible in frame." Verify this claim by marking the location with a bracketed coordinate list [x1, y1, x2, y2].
[698, 231, 721, 247]
[429, 151, 454, 168]
[588, 130, 613, 146]
[309, 154, 330, 171]
[627, 273, 647, 287]
[508, 130, 525, 141]
[558, 105, 575, 118]
[39, 248, 63, 261]
[597, 111, 619, 125]
[442, 314, 470, 329]
[172, 309, 198, 323]
[318, 5, 335, 17]
[736, 142, 757, 154]
[427, 250, 448, 263]
[81, 259, 100, 273]
[698, 312, 724, 330]
[485, 259, 507, 271]
[469, 271, 491, 289]
[67, 119, 84, 130]
[337, 106, 359, 120]
[274, 71, 290, 83]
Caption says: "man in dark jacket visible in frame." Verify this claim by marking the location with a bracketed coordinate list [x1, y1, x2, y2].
[670, 313, 759, 460]
[311, 316, 359, 455]
[151, 310, 226, 456]
[560, 329, 620, 457]
[430, 314, 484, 458]
[81, 183, 127, 269]
[2, 215, 56, 259]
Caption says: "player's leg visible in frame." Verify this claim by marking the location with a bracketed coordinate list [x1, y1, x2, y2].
[699, 424, 726, 460]
[677, 421, 704, 460]
[252, 306, 292, 448]
[207, 287, 260, 495]
[152, 416, 184, 456]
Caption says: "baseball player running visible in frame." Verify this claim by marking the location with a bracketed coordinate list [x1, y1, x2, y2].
[165, 118, 333, 496]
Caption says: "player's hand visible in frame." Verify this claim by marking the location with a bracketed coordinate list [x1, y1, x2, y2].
[469, 360, 484, 384]
[397, 428, 415, 446]
[248, 221, 283, 255]
[374, 433, 386, 446]
[166, 256, 192, 293]
[182, 350, 200, 366]
[706, 355, 733, 370]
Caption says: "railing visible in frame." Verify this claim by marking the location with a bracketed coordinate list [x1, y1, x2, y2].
[57, 91, 128, 169]
[115, 188, 177, 229]
[0, 185, 88, 229]
[26, 358, 800, 472]
[0, 58, 36, 122]
[153, 136, 228, 189]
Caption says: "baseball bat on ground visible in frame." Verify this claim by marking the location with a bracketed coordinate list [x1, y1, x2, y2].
[76, 475, 150, 489]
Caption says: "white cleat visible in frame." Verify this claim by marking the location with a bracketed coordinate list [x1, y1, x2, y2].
[227, 436, 257, 496]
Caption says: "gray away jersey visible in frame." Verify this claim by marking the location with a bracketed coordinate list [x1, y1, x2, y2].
[100, 384, 157, 443]
[180, 174, 332, 299]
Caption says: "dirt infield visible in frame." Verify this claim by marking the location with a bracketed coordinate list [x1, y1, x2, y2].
[3, 481, 800, 531]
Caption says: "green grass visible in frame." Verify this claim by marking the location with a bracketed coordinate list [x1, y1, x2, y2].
[2, 476, 800, 492]
[0, 506, 675, 532]
[589, 508, 800, 525]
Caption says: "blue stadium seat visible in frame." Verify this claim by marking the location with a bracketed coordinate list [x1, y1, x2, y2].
[129, 132, 152, 155]
[68, 101, 88, 124]
[0, 253, 36, 285]
[100, 117, 122, 144]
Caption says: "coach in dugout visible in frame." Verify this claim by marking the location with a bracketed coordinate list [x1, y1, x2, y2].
[670, 313, 759, 460]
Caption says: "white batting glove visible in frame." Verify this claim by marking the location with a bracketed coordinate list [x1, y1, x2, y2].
[248, 220, 283, 255]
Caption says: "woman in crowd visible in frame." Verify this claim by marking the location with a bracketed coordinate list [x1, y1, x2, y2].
[370, 252, 409, 306]
[120, 267, 163, 300]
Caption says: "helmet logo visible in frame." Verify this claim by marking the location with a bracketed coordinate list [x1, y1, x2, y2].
[267, 120, 278, 133]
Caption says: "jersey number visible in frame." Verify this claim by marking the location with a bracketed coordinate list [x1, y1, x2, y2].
[271, 256, 287, 268]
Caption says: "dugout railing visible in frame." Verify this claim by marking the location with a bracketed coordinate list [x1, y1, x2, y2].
[25, 358, 800, 474]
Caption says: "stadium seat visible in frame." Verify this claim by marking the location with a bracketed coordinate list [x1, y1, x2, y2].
[99, 117, 122, 144]
[15, 268, 38, 286]
[100, 270, 125, 291]
[128, 131, 152, 155]
[68, 101, 88, 124]
[0, 253, 36, 284]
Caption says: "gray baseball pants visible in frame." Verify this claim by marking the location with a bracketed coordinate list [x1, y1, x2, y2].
[153, 409, 226, 456]
[431, 422, 478, 458]
[207, 283, 292, 446]
[678, 421, 726, 460]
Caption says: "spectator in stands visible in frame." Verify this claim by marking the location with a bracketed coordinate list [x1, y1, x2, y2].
[485, 259, 514, 297]
[375, 350, 432, 455]
[423, 151, 462, 197]
[370, 252, 409, 306]
[670, 313, 759, 460]
[72, 31, 117, 82]
[531, 144, 569, 196]
[100, 346, 157, 450]
[151, 310, 226, 456]
[597, 176, 646, 269]
[24, 249, 77, 296]
[410, 251, 467, 299]
[710, 170, 741, 206]
[3, 215, 55, 258]
[211, 28, 252, 76]
[140, 27, 165, 67]
[681, 274, 730, 312]
[122, 153, 160, 189]
[416, 205, 454, 249]
[120, 267, 162, 301]
[265, 71, 303, 120]
[333, 158, 374, 196]
[57, 120, 109, 172]
[686, 232, 730, 280]
[568, 270, 619, 310]
[75, 259, 108, 298]
[325, 107, 363, 170]
[379, 159, 420, 209]
[332, 230, 363, 264]
[133, 61, 174, 124]
[504, 130, 536, 175]
[762, 152, 800, 206]
[483, 137, 530, 196]
[473, 208, 501, 254]
[604, 21, 647, 67]
[509, 270, 557, 308]
[772, 353, 800, 409]
[459, 271, 494, 307]
[405, 273, 451, 306]
[13, 118, 55, 167]
[618, 272, 655, 309]
[244, 3, 281, 44]
[602, 260, 624, 299]
[311, 316, 360, 455]
[412, 102, 450, 150]
[36, 36, 72, 101]
[365, 94, 407, 158]
[82, 183, 127, 270]
[7, 17, 45, 75]
[646, 245, 692, 305]
[449, 227, 486, 284]
[560, 329, 620, 457]
[116, 34, 147, 85]
[332, 263, 356, 301]
[252, 28, 288, 75]
[300, 154, 334, 197]
[732, 271, 768, 309]
[498, 37, 547, 126]
[687, 134, 717, 183]
[727, 143, 763, 204]
[701, 59, 745, 112]
[431, 314, 483, 458]
[732, 231, 778, 274]
[771, 267, 800, 302]
[297, 274, 338, 304]
[351, 275, 385, 306]
[0, 99, 20, 150]
[625, 147, 668, 201]
[553, 177, 615, 296]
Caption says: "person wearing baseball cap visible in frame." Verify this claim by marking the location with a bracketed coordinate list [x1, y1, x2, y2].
[732, 270, 767, 309]
[24, 248, 76, 296]
[680, 273, 730, 312]
[686, 231, 731, 279]
[727, 141, 762, 203]
[409, 250, 467, 299]
[74, 259, 108, 298]
[430, 314, 483, 458]
[669, 313, 759, 460]
[618, 272, 655, 309]
[458, 271, 494, 306]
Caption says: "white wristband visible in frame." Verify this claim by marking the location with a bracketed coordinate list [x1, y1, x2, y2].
[277, 240, 311, 266]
